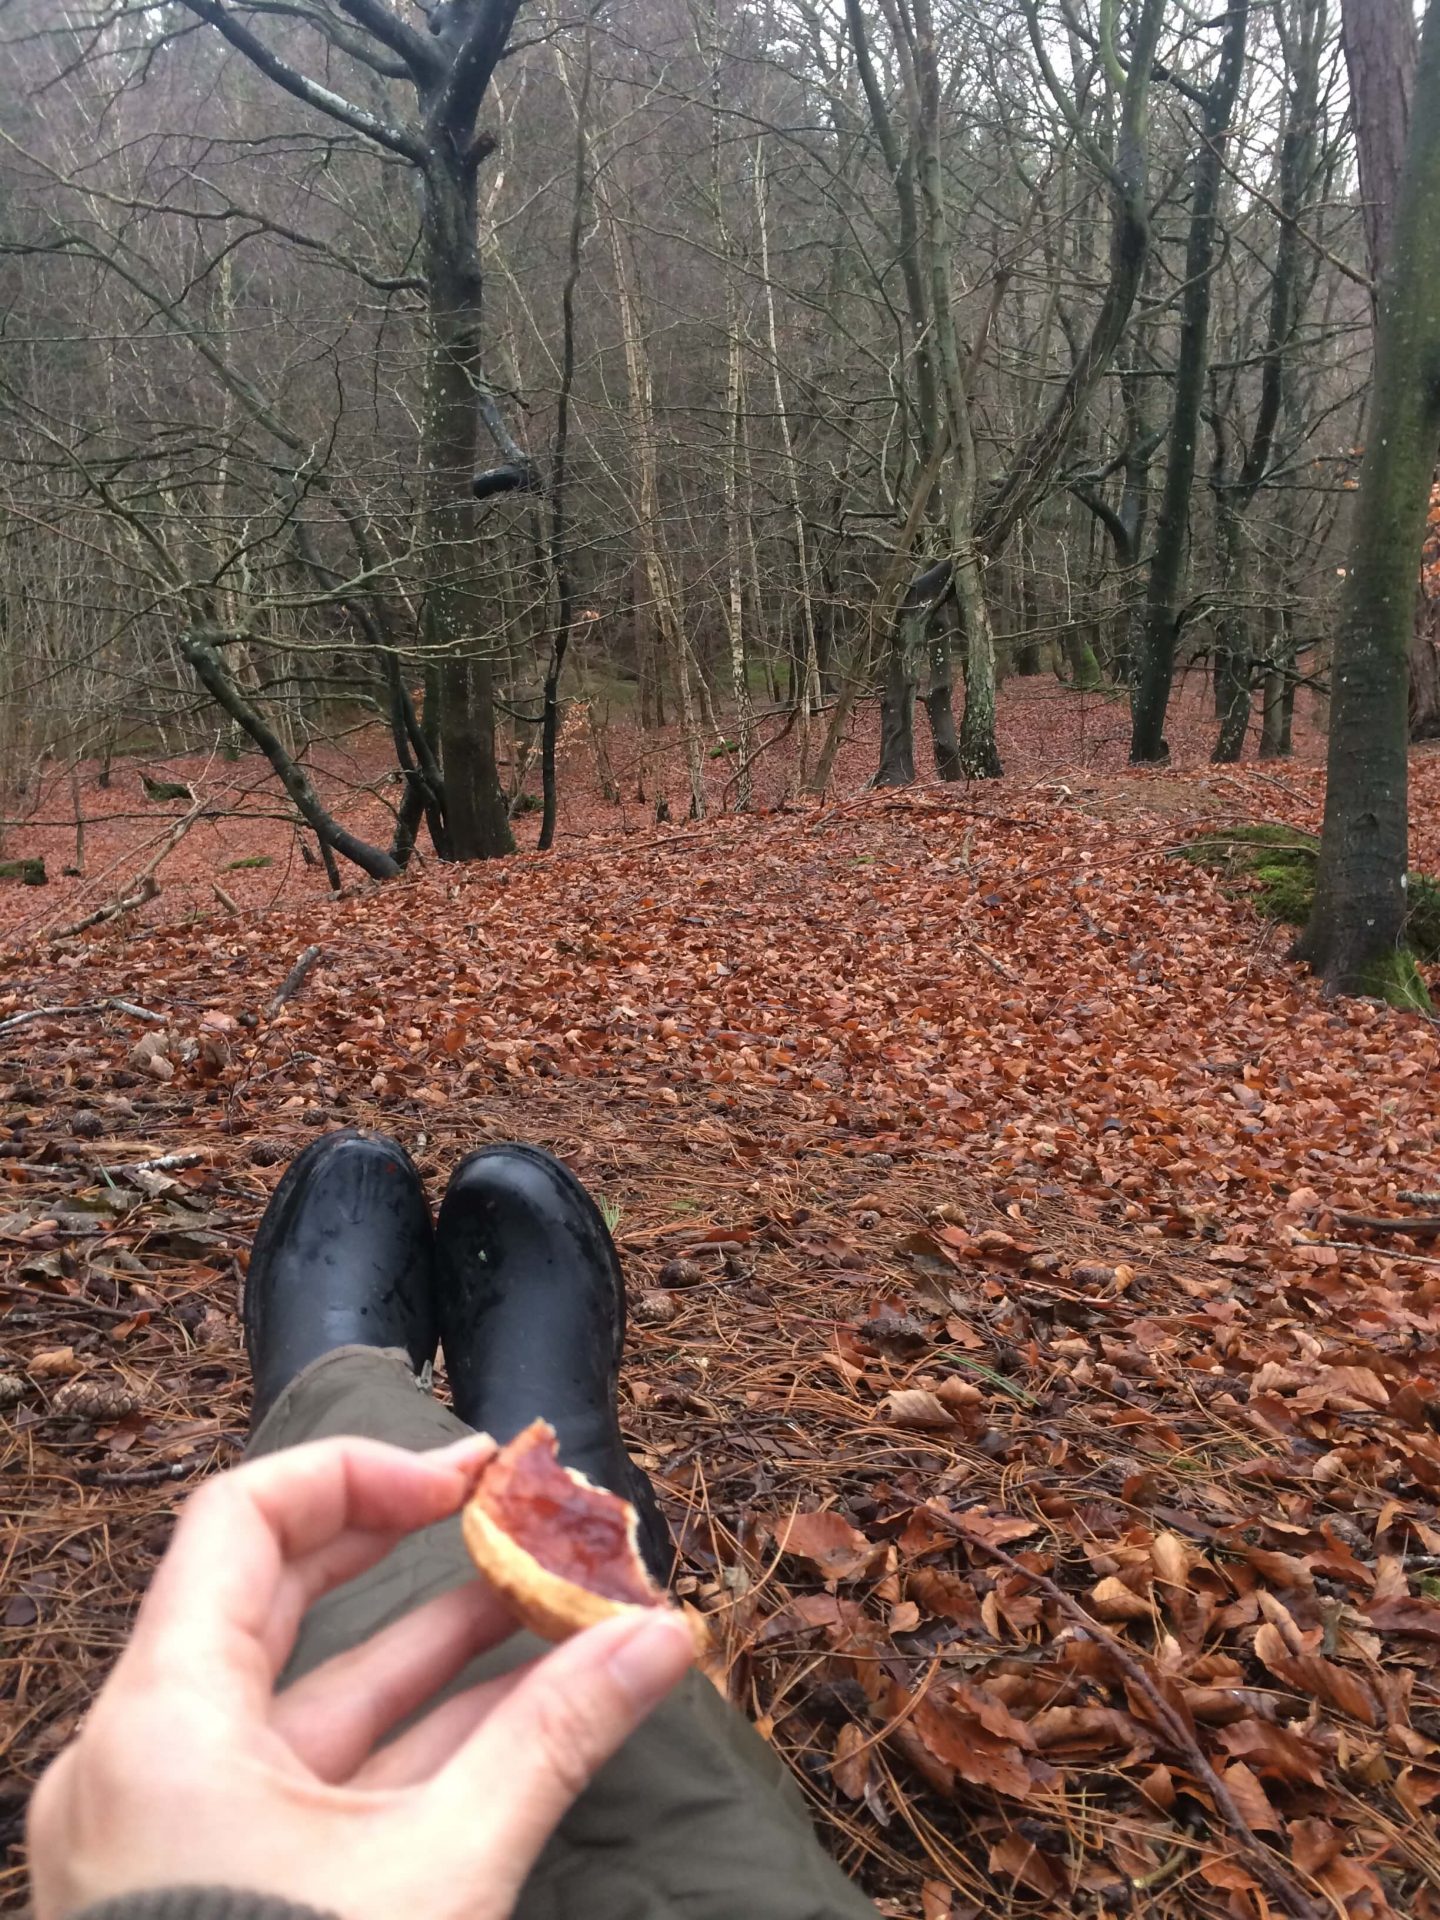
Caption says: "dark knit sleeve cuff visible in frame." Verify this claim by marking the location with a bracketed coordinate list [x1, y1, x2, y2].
[72, 1890, 339, 1920]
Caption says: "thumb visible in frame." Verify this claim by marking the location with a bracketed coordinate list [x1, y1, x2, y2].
[429, 1610, 695, 1901]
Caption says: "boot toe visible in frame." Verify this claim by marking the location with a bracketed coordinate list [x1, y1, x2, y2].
[435, 1144, 674, 1580]
[246, 1129, 437, 1423]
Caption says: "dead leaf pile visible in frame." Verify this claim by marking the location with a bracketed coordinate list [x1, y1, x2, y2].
[4, 746, 1440, 1919]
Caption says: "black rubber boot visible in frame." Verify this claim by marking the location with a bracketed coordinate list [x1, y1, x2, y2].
[245, 1130, 438, 1427]
[434, 1144, 673, 1582]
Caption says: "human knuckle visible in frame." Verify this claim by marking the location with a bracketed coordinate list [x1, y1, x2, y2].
[181, 1473, 234, 1524]
[73, 1712, 143, 1798]
[525, 1686, 598, 1803]
[26, 1749, 70, 1847]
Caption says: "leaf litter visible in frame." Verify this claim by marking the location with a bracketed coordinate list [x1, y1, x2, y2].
[4, 708, 1440, 1917]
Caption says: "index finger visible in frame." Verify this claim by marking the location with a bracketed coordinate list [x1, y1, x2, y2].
[116, 1433, 495, 1708]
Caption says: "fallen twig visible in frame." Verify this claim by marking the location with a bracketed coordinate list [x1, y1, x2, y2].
[9, 1284, 149, 1323]
[55, 873, 159, 937]
[0, 997, 165, 1036]
[1314, 1238, 1440, 1271]
[267, 944, 323, 1018]
[53, 798, 204, 940]
[212, 881, 240, 914]
[922, 1505, 1327, 1920]
[75, 1461, 203, 1488]
[0, 1004, 80, 1035]
[102, 1150, 210, 1179]
[1334, 1211, 1440, 1237]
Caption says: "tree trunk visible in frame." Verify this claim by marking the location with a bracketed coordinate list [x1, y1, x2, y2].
[538, 27, 591, 853]
[1340, 0, 1440, 740]
[907, 0, 998, 777]
[1259, 604, 1295, 758]
[707, 24, 757, 808]
[1013, 526, 1041, 673]
[605, 204, 705, 819]
[1063, 629, 1105, 689]
[1212, 630, 1253, 762]
[1341, 0, 1417, 319]
[415, 114, 514, 859]
[1209, 406, 1253, 764]
[926, 615, 964, 780]
[382, 649, 447, 862]
[1130, 1, 1251, 762]
[843, 0, 940, 789]
[978, 0, 1168, 558]
[1293, 0, 1440, 1005]
[873, 0, 1166, 772]
[876, 606, 924, 786]
[1209, 0, 1322, 763]
[754, 140, 821, 779]
[1412, 593, 1440, 738]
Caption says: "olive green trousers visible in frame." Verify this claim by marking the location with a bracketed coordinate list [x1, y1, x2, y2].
[250, 1348, 875, 1920]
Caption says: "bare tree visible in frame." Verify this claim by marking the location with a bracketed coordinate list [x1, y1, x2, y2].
[1130, 0, 1252, 764]
[176, 0, 528, 859]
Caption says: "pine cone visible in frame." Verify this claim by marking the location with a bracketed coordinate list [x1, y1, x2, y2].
[657, 1257, 706, 1289]
[0, 1371, 27, 1411]
[50, 1378, 141, 1421]
[632, 1289, 679, 1326]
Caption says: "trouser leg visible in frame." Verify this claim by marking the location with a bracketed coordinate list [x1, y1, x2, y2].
[249, 1349, 876, 1920]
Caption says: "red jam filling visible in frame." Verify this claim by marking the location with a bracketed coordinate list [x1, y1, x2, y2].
[477, 1421, 659, 1606]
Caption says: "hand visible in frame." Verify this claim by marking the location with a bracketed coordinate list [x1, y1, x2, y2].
[28, 1435, 696, 1920]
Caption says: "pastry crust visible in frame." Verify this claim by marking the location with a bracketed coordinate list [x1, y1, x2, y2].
[461, 1420, 707, 1651]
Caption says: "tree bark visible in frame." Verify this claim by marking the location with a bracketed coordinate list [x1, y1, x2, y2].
[419, 161, 514, 860]
[1341, 0, 1440, 740]
[1341, 0, 1416, 318]
[1293, 0, 1440, 1004]
[925, 613, 965, 779]
[876, 606, 922, 787]
[1412, 592, 1440, 739]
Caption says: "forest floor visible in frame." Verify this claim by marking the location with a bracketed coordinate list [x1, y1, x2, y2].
[4, 679, 1440, 1920]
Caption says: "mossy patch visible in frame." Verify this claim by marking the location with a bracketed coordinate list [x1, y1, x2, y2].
[1180, 823, 1440, 971]
[1404, 872, 1440, 958]
[1355, 947, 1432, 1013]
[1068, 644, 1107, 692]
[224, 854, 273, 871]
[1181, 826, 1321, 928]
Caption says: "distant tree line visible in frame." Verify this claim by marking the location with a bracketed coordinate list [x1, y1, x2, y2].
[3, 0, 1440, 997]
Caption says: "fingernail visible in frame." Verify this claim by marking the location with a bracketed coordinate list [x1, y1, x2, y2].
[605, 1613, 695, 1706]
[421, 1436, 493, 1501]
[429, 1435, 493, 1473]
